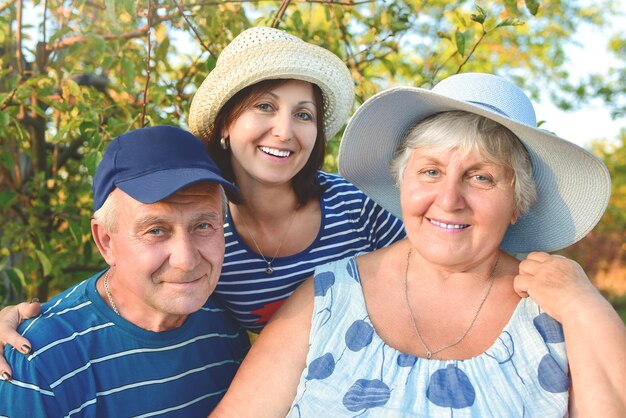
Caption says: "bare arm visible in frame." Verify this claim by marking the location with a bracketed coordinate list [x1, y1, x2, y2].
[515, 252, 626, 417]
[0, 300, 41, 380]
[210, 277, 315, 417]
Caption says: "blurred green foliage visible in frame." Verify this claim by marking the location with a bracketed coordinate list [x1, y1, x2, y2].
[1, 0, 624, 305]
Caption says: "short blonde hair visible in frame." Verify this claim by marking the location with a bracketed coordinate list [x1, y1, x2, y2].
[391, 111, 537, 216]
[93, 191, 118, 233]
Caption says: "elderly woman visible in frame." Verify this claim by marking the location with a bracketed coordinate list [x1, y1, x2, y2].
[210, 73, 626, 417]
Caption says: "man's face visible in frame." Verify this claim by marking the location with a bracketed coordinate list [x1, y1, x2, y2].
[99, 183, 225, 330]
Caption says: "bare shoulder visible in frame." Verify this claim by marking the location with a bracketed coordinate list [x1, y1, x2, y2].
[356, 240, 409, 284]
[270, 275, 316, 323]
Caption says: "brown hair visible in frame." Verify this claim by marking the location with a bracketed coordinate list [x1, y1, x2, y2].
[207, 79, 326, 205]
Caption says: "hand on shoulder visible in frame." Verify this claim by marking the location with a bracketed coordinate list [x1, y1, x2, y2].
[514, 251, 606, 323]
[0, 300, 41, 379]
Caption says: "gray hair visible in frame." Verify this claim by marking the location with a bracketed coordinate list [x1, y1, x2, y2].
[93, 185, 229, 233]
[390, 111, 537, 216]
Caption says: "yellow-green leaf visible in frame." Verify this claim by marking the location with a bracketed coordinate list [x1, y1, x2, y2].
[504, 0, 520, 17]
[35, 250, 52, 276]
[455, 28, 466, 57]
[525, 0, 540, 16]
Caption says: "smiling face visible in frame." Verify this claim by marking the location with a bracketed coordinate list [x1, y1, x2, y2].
[400, 147, 517, 270]
[92, 183, 226, 330]
[223, 80, 319, 189]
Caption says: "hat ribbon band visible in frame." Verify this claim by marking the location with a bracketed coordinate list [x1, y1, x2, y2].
[466, 100, 510, 118]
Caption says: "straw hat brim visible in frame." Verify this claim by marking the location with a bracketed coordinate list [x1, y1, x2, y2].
[188, 38, 354, 141]
[338, 87, 611, 253]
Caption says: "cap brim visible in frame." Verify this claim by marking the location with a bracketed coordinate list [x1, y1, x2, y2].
[116, 167, 239, 204]
[338, 87, 611, 253]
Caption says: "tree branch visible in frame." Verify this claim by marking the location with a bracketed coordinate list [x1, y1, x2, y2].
[455, 29, 486, 74]
[0, 87, 18, 110]
[172, 0, 217, 59]
[185, 0, 374, 5]
[15, 0, 24, 77]
[352, 32, 395, 60]
[0, 0, 16, 13]
[304, 0, 374, 4]
[431, 50, 459, 81]
[271, 0, 291, 28]
[140, 0, 153, 128]
[55, 137, 85, 170]
[44, 14, 170, 53]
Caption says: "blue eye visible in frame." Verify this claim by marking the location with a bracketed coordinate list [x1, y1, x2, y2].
[473, 175, 492, 183]
[425, 169, 440, 177]
[295, 111, 312, 121]
[257, 103, 272, 111]
[148, 228, 163, 236]
[196, 222, 222, 233]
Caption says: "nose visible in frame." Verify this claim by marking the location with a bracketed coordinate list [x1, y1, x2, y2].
[169, 233, 200, 272]
[271, 110, 293, 141]
[435, 177, 467, 212]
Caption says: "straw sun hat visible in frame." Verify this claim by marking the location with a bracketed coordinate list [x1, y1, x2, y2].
[338, 73, 611, 253]
[188, 26, 355, 141]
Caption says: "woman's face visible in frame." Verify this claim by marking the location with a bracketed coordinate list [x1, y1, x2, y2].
[224, 80, 318, 188]
[400, 146, 517, 270]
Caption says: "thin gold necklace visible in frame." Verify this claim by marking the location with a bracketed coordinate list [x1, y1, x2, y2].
[103, 270, 120, 315]
[235, 205, 299, 275]
[403, 249, 499, 359]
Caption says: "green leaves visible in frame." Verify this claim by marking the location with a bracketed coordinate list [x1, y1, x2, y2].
[470, 5, 487, 24]
[84, 149, 103, 177]
[525, 0, 540, 16]
[0, 110, 9, 128]
[120, 56, 137, 89]
[0, 0, 621, 304]
[502, 0, 539, 17]
[455, 28, 466, 56]
[0, 190, 17, 210]
[504, 0, 520, 17]
[105, 0, 118, 24]
[35, 250, 52, 276]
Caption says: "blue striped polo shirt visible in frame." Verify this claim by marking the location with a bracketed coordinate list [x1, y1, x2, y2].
[0, 273, 249, 417]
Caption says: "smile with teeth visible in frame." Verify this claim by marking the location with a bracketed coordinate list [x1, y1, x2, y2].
[259, 146, 292, 158]
[429, 219, 469, 230]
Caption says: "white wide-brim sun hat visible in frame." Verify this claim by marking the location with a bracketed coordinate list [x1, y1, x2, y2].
[188, 26, 355, 141]
[338, 72, 611, 253]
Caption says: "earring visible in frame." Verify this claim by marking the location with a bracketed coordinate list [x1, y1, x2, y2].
[220, 137, 230, 150]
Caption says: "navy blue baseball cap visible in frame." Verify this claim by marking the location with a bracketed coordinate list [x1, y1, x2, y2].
[93, 125, 238, 210]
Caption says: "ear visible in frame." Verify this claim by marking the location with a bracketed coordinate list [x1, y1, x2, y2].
[92, 219, 116, 266]
[510, 210, 518, 225]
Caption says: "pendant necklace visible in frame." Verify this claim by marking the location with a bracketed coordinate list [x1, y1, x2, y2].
[403, 249, 499, 359]
[236, 205, 299, 275]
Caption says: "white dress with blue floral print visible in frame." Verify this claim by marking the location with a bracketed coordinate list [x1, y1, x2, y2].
[287, 257, 569, 417]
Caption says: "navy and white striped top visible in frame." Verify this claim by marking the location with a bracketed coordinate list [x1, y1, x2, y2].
[0, 272, 250, 417]
[214, 171, 406, 333]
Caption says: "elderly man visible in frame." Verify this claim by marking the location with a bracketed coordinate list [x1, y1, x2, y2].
[0, 126, 249, 416]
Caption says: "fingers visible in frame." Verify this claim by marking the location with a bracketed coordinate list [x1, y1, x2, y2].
[0, 300, 41, 380]
[518, 252, 583, 280]
[514, 252, 550, 296]
[514, 252, 598, 323]
[513, 271, 532, 301]
[17, 299, 42, 320]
